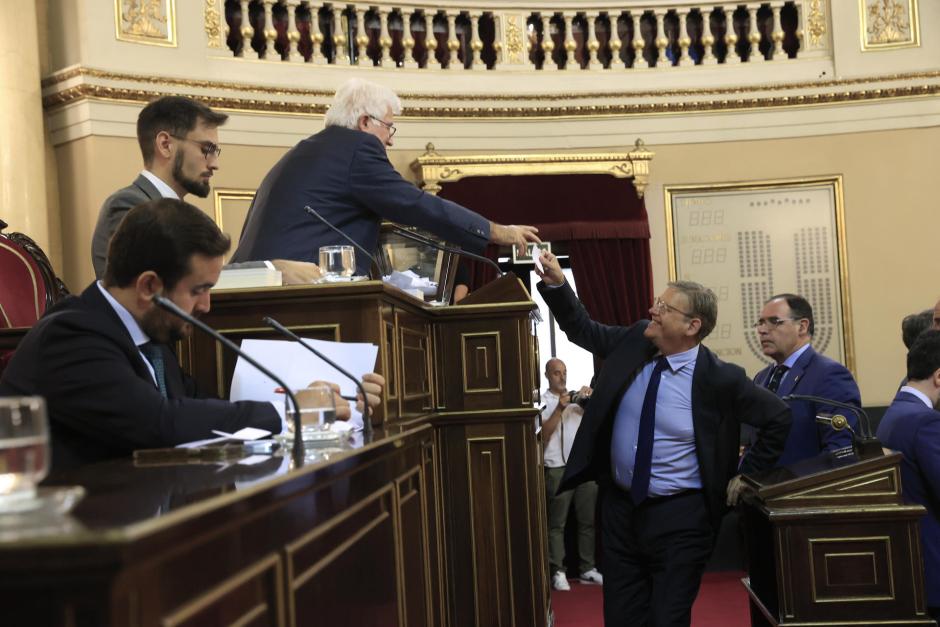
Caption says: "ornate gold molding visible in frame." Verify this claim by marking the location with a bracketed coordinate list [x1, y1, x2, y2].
[114, 0, 177, 48]
[42, 81, 940, 122]
[807, 0, 828, 47]
[412, 139, 654, 198]
[40, 66, 940, 100]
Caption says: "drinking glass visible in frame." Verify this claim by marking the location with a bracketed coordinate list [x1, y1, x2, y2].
[0, 397, 49, 510]
[318, 245, 356, 280]
[285, 383, 338, 442]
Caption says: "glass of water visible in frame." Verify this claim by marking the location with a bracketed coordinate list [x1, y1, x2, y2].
[0, 397, 49, 510]
[286, 383, 338, 442]
[318, 245, 356, 280]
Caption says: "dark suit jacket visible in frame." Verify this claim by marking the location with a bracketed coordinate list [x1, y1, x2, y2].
[877, 391, 940, 607]
[539, 281, 791, 530]
[754, 346, 860, 466]
[231, 126, 491, 276]
[91, 174, 162, 279]
[0, 283, 281, 471]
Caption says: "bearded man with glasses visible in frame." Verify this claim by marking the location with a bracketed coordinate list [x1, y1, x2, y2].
[534, 250, 790, 627]
[750, 293, 861, 466]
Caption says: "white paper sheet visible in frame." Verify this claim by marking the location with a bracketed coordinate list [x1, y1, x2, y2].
[229, 338, 379, 425]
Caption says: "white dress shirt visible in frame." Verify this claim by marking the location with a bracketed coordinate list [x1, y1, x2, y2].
[541, 389, 585, 468]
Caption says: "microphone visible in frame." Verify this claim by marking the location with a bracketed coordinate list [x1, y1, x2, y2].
[150, 294, 305, 465]
[302, 205, 388, 277]
[262, 316, 374, 440]
[782, 393, 882, 459]
[389, 224, 504, 277]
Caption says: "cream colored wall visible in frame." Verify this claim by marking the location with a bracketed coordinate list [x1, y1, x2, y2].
[55, 125, 935, 407]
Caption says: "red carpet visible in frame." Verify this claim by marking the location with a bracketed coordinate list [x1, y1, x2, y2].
[552, 571, 750, 626]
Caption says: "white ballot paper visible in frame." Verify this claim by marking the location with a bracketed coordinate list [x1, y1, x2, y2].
[229, 338, 379, 423]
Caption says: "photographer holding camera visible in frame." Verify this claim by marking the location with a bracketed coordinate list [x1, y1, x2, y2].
[541, 358, 603, 591]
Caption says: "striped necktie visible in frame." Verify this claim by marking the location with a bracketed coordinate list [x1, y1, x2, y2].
[766, 364, 789, 394]
[140, 342, 168, 398]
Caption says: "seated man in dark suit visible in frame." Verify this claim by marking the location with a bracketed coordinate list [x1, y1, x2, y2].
[752, 293, 861, 465]
[535, 250, 790, 626]
[231, 78, 540, 276]
[91, 96, 320, 284]
[2, 198, 381, 471]
[877, 329, 940, 621]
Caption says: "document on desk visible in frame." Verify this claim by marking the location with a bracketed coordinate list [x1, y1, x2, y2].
[229, 338, 379, 406]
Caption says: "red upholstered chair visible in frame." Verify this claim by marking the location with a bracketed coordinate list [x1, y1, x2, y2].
[0, 219, 69, 376]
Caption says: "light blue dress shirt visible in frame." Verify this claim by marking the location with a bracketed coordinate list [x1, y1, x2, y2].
[611, 344, 702, 497]
[774, 342, 811, 388]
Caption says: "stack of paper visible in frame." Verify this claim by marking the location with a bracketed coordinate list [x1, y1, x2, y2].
[214, 266, 282, 290]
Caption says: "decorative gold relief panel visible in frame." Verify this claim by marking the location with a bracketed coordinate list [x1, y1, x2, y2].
[461, 331, 503, 394]
[114, 0, 177, 47]
[860, 0, 920, 50]
[204, 0, 223, 48]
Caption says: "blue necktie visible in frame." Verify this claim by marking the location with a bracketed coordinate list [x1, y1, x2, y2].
[140, 342, 168, 398]
[766, 364, 789, 394]
[631, 356, 669, 504]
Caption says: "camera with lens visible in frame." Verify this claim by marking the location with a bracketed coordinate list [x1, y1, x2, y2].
[568, 390, 591, 408]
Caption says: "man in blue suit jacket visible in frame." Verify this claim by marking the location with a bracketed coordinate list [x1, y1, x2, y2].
[232, 78, 539, 276]
[877, 329, 940, 620]
[753, 293, 860, 466]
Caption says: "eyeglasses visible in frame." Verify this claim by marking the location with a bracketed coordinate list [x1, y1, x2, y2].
[752, 317, 798, 329]
[652, 297, 693, 318]
[170, 135, 222, 159]
[368, 115, 397, 138]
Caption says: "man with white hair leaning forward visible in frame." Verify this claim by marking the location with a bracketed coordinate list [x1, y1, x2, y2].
[232, 78, 539, 276]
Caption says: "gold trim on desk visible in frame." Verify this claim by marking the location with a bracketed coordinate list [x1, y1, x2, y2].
[808, 536, 895, 603]
[461, 331, 503, 394]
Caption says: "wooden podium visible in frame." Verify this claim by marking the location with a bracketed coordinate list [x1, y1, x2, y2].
[0, 277, 550, 627]
[741, 452, 934, 626]
[188, 276, 550, 627]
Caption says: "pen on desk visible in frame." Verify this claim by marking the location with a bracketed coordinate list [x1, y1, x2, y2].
[273, 387, 357, 402]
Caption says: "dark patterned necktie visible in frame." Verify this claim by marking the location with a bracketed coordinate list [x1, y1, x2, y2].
[766, 364, 789, 394]
[140, 342, 168, 398]
[631, 356, 670, 504]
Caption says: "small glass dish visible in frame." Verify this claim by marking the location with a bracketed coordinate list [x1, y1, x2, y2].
[0, 485, 85, 517]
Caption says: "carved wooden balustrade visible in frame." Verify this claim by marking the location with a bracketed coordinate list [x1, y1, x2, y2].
[212, 1, 832, 70]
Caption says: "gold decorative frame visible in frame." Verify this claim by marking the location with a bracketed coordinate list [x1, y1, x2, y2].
[860, 0, 920, 51]
[213, 187, 255, 232]
[412, 140, 654, 198]
[114, 0, 177, 48]
[664, 176, 854, 374]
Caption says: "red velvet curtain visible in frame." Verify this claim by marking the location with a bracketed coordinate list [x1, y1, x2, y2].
[439, 174, 653, 326]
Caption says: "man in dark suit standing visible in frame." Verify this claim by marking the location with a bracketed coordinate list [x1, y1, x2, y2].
[231, 78, 540, 276]
[877, 329, 940, 621]
[535, 251, 790, 626]
[4, 198, 381, 471]
[752, 293, 861, 466]
[91, 96, 229, 279]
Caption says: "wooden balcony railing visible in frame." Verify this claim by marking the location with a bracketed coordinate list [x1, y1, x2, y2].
[212, 1, 830, 70]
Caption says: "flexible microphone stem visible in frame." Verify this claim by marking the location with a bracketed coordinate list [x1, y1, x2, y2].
[151, 295, 305, 465]
[389, 225, 503, 277]
[783, 393, 882, 459]
[262, 316, 373, 441]
[302, 205, 388, 278]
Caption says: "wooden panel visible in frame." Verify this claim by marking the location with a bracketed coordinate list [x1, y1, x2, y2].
[397, 466, 432, 627]
[467, 435, 514, 627]
[286, 487, 400, 627]
[810, 537, 892, 602]
[161, 554, 284, 627]
[461, 332, 502, 394]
